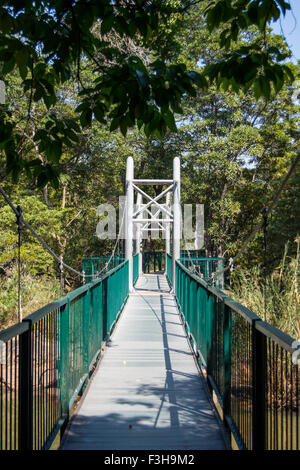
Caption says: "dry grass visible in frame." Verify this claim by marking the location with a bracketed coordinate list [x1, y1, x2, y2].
[227, 241, 300, 339]
[0, 271, 61, 331]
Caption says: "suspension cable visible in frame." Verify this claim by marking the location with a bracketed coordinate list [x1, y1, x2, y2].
[0, 185, 84, 278]
[83, 198, 127, 281]
[0, 183, 128, 283]
[1, 148, 298, 285]
[180, 205, 204, 279]
[105, 203, 126, 268]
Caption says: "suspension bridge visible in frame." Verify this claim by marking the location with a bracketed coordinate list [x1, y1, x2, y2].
[0, 157, 299, 451]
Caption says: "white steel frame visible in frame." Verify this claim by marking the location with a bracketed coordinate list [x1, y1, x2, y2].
[125, 156, 181, 292]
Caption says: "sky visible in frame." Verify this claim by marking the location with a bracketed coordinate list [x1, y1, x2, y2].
[271, 0, 300, 63]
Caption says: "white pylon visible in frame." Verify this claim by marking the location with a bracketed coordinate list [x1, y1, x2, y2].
[172, 157, 181, 291]
[125, 157, 134, 292]
[165, 191, 171, 273]
[135, 192, 143, 276]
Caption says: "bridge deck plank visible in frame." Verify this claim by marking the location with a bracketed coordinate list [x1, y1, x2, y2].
[61, 274, 226, 450]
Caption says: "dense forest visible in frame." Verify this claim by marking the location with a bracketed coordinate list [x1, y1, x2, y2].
[0, 1, 299, 336]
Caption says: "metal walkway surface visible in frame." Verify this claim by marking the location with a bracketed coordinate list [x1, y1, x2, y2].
[61, 274, 226, 450]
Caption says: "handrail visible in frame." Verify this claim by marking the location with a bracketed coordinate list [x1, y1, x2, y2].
[255, 320, 297, 353]
[166, 253, 172, 287]
[0, 321, 30, 342]
[180, 256, 224, 261]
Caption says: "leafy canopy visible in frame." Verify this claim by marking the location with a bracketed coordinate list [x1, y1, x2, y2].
[204, 0, 294, 98]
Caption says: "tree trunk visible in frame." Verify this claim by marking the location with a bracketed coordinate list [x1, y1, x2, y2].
[43, 185, 50, 208]
[62, 185, 66, 209]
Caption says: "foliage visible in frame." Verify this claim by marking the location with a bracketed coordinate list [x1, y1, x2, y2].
[204, 0, 294, 98]
[0, 269, 60, 330]
[0, 0, 205, 185]
[166, 3, 299, 265]
[227, 241, 300, 338]
[0, 189, 69, 275]
[0, 0, 296, 186]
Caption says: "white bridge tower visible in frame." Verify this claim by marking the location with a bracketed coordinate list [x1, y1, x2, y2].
[125, 156, 181, 292]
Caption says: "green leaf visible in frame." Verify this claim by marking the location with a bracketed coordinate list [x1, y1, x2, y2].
[101, 15, 114, 34]
[46, 140, 62, 162]
[15, 49, 28, 68]
[254, 78, 262, 99]
[136, 70, 147, 88]
[282, 65, 294, 83]
[94, 104, 105, 123]
[2, 57, 15, 75]
[164, 110, 177, 132]
[65, 129, 79, 143]
[43, 93, 56, 109]
[120, 119, 127, 137]
[80, 108, 92, 127]
[137, 119, 143, 130]
[110, 117, 120, 132]
[144, 122, 151, 138]
[259, 76, 271, 99]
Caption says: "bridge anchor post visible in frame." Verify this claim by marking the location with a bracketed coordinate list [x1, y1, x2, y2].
[125, 157, 134, 292]
[172, 157, 181, 292]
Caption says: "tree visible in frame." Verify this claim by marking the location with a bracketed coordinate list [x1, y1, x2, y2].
[203, 0, 295, 96]
[0, 0, 296, 186]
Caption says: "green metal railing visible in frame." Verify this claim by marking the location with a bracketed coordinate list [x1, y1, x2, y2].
[174, 260, 300, 450]
[82, 256, 125, 282]
[166, 253, 172, 287]
[166, 254, 224, 289]
[142, 251, 164, 273]
[180, 249, 205, 258]
[179, 257, 225, 289]
[0, 260, 129, 450]
[133, 253, 139, 286]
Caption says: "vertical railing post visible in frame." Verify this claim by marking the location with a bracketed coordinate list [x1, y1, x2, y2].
[91, 260, 94, 281]
[60, 298, 70, 416]
[252, 321, 266, 450]
[18, 320, 33, 450]
[102, 276, 108, 341]
[223, 301, 231, 435]
[191, 279, 197, 344]
[83, 287, 91, 375]
[196, 284, 201, 356]
[179, 262, 183, 302]
[206, 292, 214, 382]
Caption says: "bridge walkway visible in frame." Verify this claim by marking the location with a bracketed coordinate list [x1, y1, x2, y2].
[61, 274, 227, 450]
